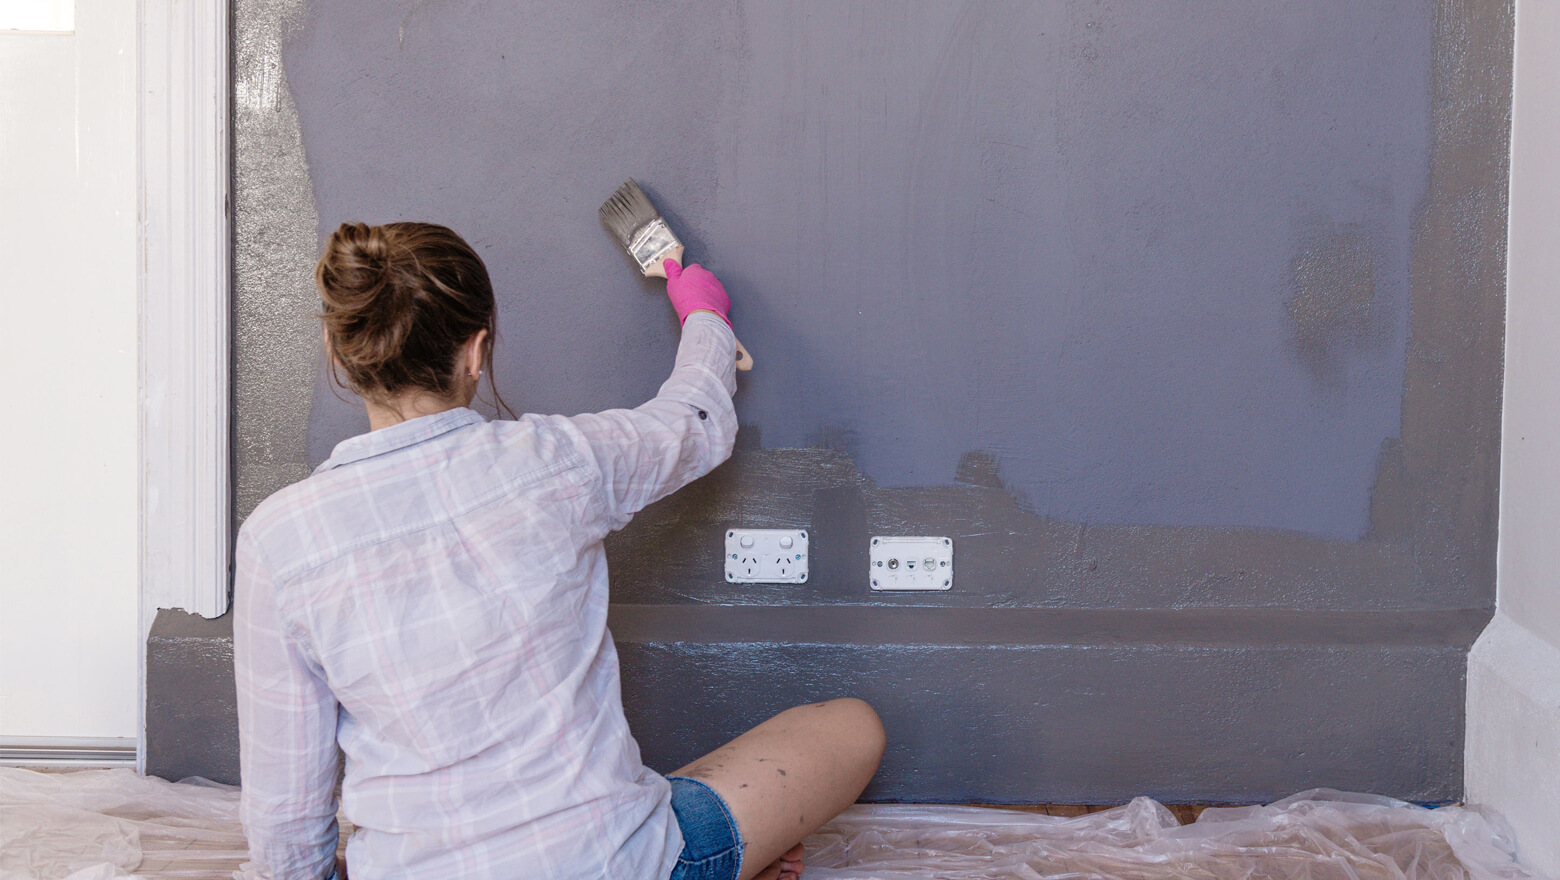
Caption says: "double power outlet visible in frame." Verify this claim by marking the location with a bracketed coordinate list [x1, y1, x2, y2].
[724, 529, 954, 590]
[725, 529, 810, 584]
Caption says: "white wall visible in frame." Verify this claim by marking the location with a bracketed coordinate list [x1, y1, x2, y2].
[0, 0, 140, 739]
[1466, 0, 1560, 873]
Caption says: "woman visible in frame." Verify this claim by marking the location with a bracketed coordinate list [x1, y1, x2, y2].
[234, 222, 885, 880]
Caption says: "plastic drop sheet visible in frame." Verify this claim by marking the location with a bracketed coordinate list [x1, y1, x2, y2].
[805, 792, 1550, 880]
[1, 769, 1550, 880]
[0, 769, 245, 880]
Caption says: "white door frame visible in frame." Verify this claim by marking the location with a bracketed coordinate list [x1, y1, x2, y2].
[137, 0, 231, 624]
[137, 0, 230, 772]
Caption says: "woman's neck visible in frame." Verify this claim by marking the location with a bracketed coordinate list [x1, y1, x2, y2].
[365, 391, 469, 431]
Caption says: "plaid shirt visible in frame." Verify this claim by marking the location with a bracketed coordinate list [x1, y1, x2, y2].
[234, 314, 738, 880]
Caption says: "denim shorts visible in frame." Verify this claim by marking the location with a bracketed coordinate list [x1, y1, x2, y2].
[667, 776, 744, 880]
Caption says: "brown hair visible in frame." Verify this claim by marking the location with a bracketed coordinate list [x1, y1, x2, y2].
[316, 221, 512, 415]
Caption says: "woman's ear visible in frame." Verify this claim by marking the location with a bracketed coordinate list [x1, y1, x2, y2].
[322, 326, 342, 368]
[465, 329, 490, 379]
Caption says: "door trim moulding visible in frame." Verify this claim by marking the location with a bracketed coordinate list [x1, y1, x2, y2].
[0, 737, 139, 769]
[138, 0, 231, 622]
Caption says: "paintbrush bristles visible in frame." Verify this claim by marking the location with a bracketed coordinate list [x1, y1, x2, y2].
[598, 178, 661, 247]
[600, 178, 684, 276]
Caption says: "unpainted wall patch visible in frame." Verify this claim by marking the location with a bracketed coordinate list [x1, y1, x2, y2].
[233, 0, 322, 524]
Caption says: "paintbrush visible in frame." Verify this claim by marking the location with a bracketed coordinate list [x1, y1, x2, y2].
[599, 178, 753, 371]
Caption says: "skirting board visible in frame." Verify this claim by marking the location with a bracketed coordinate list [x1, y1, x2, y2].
[0, 737, 138, 768]
[1466, 612, 1560, 877]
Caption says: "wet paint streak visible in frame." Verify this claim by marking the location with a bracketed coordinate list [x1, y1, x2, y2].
[1287, 223, 1387, 386]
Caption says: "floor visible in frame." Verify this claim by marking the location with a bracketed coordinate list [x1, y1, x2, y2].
[0, 767, 1548, 880]
[983, 803, 1211, 824]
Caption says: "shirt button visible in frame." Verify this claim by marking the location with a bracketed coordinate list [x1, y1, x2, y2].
[698, 410, 708, 420]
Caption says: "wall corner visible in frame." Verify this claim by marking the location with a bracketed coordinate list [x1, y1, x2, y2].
[1465, 611, 1560, 876]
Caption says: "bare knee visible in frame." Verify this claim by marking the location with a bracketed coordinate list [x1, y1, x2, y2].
[818, 697, 886, 767]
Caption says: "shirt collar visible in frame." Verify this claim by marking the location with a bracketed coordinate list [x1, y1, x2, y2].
[315, 407, 487, 474]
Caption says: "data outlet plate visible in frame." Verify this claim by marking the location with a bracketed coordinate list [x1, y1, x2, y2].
[725, 529, 809, 584]
[870, 536, 953, 591]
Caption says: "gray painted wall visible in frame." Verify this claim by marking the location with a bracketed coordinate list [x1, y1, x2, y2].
[189, 0, 1511, 801]
[291, 1, 1429, 541]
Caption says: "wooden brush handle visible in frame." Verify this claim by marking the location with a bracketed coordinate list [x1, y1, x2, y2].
[732, 337, 753, 371]
[646, 245, 754, 371]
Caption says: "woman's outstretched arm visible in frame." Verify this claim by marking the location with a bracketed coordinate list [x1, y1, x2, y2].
[563, 308, 739, 526]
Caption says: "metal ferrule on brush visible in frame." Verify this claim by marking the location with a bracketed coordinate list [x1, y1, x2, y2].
[627, 218, 682, 275]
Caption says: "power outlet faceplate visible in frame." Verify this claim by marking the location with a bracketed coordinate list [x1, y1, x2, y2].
[725, 529, 809, 584]
[870, 536, 953, 591]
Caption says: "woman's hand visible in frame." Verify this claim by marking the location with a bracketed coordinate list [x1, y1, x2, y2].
[663, 258, 731, 326]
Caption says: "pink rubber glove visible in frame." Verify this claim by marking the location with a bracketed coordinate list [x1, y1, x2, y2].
[663, 258, 731, 327]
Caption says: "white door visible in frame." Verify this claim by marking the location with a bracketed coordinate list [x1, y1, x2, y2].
[0, 0, 140, 750]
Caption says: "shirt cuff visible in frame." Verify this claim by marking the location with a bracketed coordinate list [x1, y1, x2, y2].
[678, 311, 739, 398]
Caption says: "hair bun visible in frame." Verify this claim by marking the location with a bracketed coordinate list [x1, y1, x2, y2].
[315, 221, 502, 411]
[325, 222, 396, 293]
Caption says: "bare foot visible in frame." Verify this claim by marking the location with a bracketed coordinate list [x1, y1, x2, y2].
[751, 843, 805, 880]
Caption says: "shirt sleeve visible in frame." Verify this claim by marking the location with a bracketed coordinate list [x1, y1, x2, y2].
[233, 527, 342, 880]
[565, 311, 739, 527]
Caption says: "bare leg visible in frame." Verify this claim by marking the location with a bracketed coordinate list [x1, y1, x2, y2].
[673, 698, 885, 880]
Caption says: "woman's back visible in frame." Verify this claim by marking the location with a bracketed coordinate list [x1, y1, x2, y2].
[236, 361, 737, 880]
[233, 221, 881, 880]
